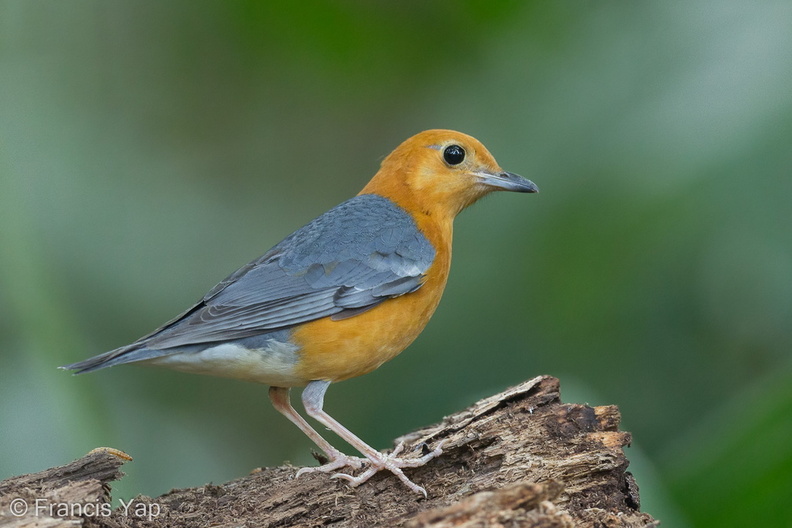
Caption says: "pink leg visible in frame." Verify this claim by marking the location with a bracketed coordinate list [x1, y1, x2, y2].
[268, 386, 364, 474]
[301, 380, 444, 497]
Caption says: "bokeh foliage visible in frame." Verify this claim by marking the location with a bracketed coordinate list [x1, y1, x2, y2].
[2, 2, 791, 526]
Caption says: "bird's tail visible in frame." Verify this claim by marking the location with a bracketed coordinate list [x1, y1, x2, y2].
[60, 345, 173, 374]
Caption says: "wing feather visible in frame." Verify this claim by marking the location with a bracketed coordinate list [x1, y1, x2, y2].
[133, 194, 435, 350]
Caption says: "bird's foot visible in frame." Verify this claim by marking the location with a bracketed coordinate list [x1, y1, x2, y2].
[295, 450, 366, 478]
[331, 439, 446, 497]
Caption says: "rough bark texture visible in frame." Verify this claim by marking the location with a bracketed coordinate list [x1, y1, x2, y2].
[0, 376, 659, 527]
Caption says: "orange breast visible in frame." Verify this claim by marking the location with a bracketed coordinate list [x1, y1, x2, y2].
[293, 212, 452, 383]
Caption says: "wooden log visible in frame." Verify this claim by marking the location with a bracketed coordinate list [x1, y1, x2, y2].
[0, 376, 658, 527]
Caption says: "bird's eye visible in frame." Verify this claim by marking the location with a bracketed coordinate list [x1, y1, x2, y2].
[443, 145, 465, 166]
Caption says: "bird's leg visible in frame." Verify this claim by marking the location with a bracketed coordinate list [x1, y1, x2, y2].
[301, 380, 444, 497]
[268, 386, 364, 474]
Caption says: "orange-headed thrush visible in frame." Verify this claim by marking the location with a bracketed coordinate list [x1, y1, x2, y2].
[63, 130, 538, 496]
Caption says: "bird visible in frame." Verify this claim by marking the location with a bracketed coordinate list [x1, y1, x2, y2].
[62, 129, 538, 497]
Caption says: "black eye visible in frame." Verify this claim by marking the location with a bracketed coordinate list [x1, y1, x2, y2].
[443, 144, 465, 165]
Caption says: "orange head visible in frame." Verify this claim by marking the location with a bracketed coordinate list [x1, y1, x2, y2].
[360, 129, 537, 219]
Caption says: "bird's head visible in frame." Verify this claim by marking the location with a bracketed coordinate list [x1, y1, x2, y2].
[361, 129, 537, 219]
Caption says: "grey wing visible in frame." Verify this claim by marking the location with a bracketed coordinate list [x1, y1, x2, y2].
[137, 194, 435, 350]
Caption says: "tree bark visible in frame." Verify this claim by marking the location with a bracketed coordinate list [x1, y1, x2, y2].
[0, 376, 659, 527]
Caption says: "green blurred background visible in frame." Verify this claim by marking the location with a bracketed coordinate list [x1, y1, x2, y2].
[2, 1, 791, 526]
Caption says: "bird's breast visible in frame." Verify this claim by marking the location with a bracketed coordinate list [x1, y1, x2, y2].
[292, 245, 451, 383]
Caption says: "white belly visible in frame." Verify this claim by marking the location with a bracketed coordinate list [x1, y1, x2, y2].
[146, 339, 304, 387]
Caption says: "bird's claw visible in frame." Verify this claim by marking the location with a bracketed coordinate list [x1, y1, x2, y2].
[311, 440, 446, 497]
[295, 452, 365, 478]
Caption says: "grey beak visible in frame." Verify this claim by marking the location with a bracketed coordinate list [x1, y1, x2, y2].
[476, 171, 539, 193]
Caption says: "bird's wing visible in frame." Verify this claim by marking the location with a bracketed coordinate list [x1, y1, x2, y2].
[137, 194, 435, 350]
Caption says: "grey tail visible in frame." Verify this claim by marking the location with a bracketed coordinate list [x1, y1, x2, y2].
[60, 344, 174, 374]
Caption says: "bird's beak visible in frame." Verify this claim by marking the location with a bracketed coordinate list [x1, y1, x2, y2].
[474, 171, 538, 193]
